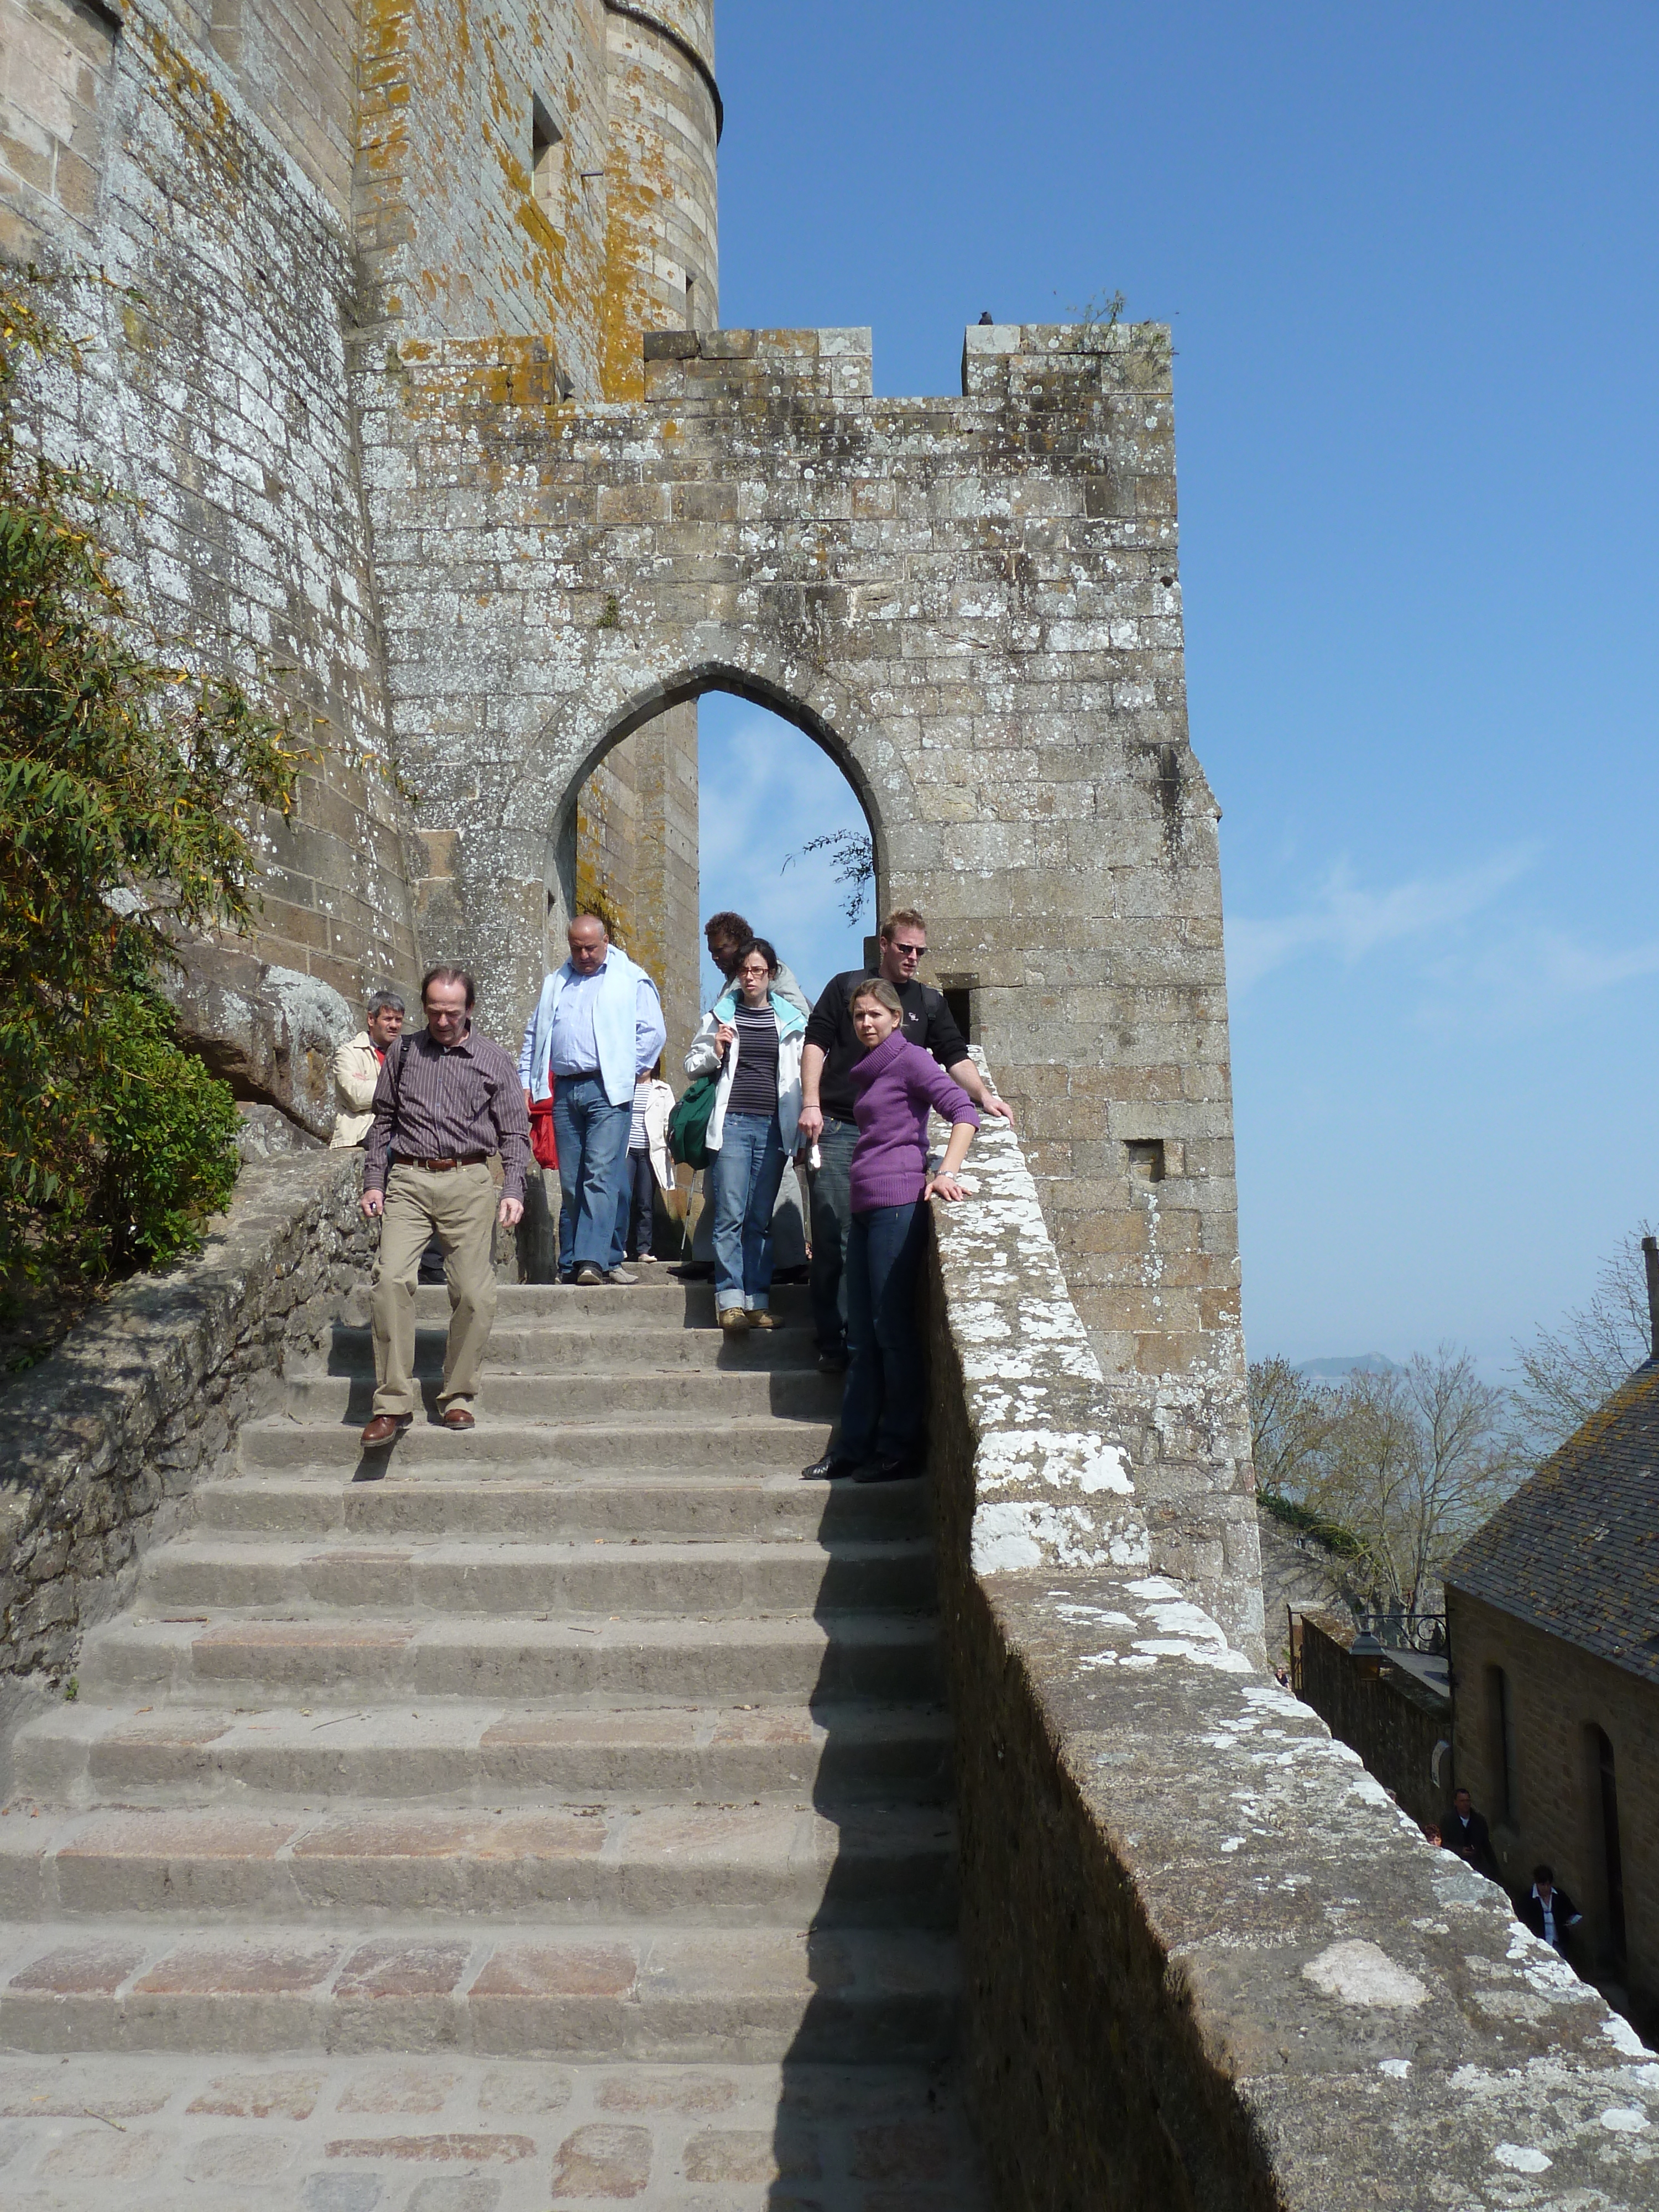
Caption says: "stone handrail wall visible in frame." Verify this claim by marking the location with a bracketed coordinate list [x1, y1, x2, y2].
[1, 1151, 372, 1684]
[928, 1094, 1656, 2208]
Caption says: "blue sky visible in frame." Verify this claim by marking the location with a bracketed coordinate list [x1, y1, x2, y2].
[696, 0, 1659, 1371]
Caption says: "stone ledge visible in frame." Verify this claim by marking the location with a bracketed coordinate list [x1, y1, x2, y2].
[925, 1087, 1655, 2205]
[1, 1152, 371, 1679]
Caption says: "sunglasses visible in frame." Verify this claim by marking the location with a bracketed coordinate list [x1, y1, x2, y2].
[889, 941, 926, 957]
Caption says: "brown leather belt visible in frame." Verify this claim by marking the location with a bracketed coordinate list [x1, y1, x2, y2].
[396, 1152, 489, 1172]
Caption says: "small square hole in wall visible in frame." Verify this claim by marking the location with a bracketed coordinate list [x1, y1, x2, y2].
[1126, 1139, 1165, 1183]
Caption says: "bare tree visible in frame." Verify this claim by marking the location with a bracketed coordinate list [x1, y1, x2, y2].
[1509, 1223, 1656, 1458]
[1305, 1348, 1517, 1609]
[1247, 1357, 1331, 1498]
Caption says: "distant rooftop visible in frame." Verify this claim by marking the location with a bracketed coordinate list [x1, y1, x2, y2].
[1445, 1359, 1659, 1684]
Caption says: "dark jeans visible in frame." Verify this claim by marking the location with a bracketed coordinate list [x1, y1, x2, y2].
[709, 1110, 787, 1312]
[806, 1116, 859, 1355]
[838, 1199, 927, 1463]
[613, 1147, 656, 1260]
[552, 1073, 632, 1274]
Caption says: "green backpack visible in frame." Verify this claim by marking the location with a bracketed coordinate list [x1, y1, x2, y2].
[667, 1072, 719, 1170]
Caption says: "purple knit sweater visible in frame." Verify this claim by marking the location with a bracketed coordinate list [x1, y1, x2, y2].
[847, 1030, 979, 1213]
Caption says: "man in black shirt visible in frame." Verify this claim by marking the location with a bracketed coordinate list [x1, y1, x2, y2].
[797, 908, 1013, 1370]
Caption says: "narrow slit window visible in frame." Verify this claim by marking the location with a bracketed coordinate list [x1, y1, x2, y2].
[1486, 1664, 1516, 1826]
[684, 273, 696, 332]
[531, 96, 565, 221]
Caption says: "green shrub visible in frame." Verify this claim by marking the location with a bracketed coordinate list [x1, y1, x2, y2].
[1, 267, 305, 1286]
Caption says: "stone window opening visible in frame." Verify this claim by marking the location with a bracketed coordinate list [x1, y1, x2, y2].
[1587, 1723, 1627, 1970]
[531, 95, 565, 222]
[1127, 1139, 1166, 1184]
[684, 272, 697, 333]
[1486, 1662, 1517, 1828]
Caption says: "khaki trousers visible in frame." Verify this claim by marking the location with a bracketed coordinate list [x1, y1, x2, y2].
[371, 1162, 498, 1416]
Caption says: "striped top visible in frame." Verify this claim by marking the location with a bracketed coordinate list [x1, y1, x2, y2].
[363, 1027, 531, 1202]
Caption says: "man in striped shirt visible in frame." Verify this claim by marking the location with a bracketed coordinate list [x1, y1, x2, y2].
[359, 966, 531, 1452]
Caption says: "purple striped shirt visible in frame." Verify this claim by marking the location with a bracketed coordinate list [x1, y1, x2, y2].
[363, 1026, 531, 1201]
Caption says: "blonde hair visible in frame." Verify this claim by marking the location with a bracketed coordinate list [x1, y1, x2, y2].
[850, 977, 903, 1020]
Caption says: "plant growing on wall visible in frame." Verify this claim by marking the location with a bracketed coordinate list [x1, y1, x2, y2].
[0, 268, 305, 1295]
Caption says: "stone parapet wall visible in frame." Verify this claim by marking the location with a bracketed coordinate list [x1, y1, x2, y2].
[927, 1103, 1656, 2207]
[1, 1152, 371, 1683]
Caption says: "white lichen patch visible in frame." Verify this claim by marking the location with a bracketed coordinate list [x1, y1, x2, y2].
[1600, 2109, 1650, 2133]
[1302, 1940, 1428, 2010]
[1492, 2144, 1552, 2173]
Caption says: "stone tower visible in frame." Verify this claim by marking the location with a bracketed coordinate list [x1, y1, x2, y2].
[1, 0, 1260, 1637]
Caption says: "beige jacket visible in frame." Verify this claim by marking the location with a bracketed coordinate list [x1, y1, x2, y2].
[330, 1033, 385, 1148]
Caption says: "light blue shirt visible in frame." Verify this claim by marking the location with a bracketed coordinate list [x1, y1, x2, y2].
[522, 952, 668, 1105]
[547, 966, 604, 1074]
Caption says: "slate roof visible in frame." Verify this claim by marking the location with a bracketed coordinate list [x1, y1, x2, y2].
[1446, 1358, 1659, 1684]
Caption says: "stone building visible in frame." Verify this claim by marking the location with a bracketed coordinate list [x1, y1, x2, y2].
[1445, 1307, 1659, 2035]
[2, 0, 1259, 1636]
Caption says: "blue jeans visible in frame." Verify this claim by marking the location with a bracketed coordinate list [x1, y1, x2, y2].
[552, 1073, 632, 1274]
[806, 1117, 859, 1355]
[838, 1200, 927, 1463]
[709, 1110, 786, 1312]
[613, 1148, 656, 1260]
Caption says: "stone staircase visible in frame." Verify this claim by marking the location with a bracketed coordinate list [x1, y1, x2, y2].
[0, 1276, 986, 2207]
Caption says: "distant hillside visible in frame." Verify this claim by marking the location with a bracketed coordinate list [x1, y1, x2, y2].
[1296, 1353, 1405, 1380]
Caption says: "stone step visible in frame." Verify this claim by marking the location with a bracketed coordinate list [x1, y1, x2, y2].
[0, 1803, 957, 1927]
[285, 1365, 840, 1423]
[239, 1416, 834, 1473]
[413, 1280, 811, 1323]
[191, 1470, 926, 1543]
[306, 1320, 792, 1373]
[0, 1918, 959, 2062]
[137, 1536, 936, 1618]
[11, 1697, 954, 1807]
[78, 1611, 942, 1706]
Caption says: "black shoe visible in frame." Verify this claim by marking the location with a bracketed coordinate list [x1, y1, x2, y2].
[802, 1452, 861, 1482]
[816, 1349, 849, 1376]
[856, 1453, 925, 1484]
[673, 1261, 715, 1281]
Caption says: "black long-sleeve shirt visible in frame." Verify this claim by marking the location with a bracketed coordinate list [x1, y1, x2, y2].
[804, 969, 970, 1124]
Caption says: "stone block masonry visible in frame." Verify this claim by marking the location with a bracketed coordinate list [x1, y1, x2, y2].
[0, 1150, 371, 1686]
[6, 1, 422, 1010]
[357, 316, 1259, 1644]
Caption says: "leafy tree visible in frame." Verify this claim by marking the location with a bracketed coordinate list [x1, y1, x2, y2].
[1301, 1350, 1517, 1609]
[1248, 1355, 1330, 1498]
[1508, 1223, 1656, 1457]
[1, 267, 305, 1287]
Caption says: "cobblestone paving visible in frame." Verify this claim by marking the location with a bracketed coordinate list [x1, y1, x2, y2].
[0, 2053, 983, 2208]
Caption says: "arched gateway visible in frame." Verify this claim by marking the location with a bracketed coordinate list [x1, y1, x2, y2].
[358, 319, 1257, 1635]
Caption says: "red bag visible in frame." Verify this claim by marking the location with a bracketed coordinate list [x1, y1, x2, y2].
[528, 1084, 557, 1171]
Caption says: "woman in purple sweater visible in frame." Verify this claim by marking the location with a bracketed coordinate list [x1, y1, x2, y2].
[804, 979, 979, 1484]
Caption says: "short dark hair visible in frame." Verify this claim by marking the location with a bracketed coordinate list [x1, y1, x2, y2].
[705, 910, 751, 946]
[366, 990, 405, 1017]
[1533, 1863, 1554, 1885]
[1453, 1786, 1471, 1801]
[734, 937, 779, 978]
[421, 964, 476, 1008]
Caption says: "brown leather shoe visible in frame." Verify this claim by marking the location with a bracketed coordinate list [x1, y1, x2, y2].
[359, 1413, 410, 1450]
[441, 1404, 476, 1431]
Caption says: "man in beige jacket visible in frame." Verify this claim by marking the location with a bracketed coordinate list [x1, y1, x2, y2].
[330, 992, 405, 1147]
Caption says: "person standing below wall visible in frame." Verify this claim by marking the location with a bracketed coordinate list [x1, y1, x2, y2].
[330, 992, 405, 1147]
[520, 915, 667, 1287]
[618, 1061, 675, 1264]
[796, 909, 1012, 1376]
[684, 938, 806, 1337]
[359, 967, 530, 1453]
[683, 911, 812, 1280]
[804, 978, 978, 1484]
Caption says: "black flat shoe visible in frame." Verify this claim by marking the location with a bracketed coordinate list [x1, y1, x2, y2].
[816, 1350, 849, 1376]
[802, 1452, 860, 1482]
[855, 1454, 925, 1484]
